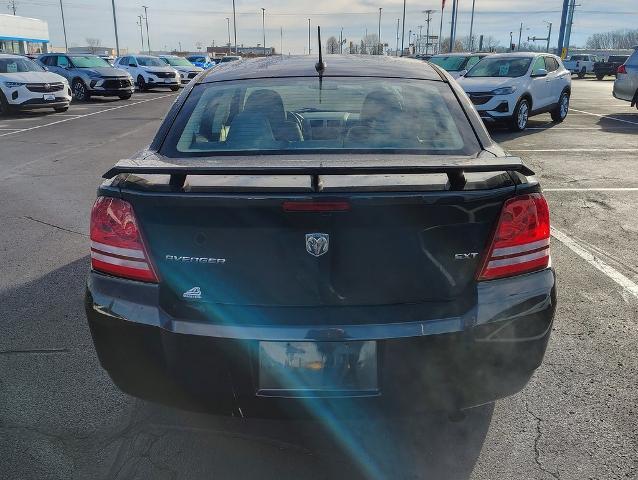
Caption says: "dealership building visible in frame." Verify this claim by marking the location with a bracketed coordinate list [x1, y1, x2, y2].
[0, 14, 50, 55]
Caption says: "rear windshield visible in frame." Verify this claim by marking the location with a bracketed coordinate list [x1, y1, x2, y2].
[429, 56, 467, 71]
[608, 56, 629, 63]
[161, 77, 480, 157]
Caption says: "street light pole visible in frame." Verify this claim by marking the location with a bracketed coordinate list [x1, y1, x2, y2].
[308, 18, 311, 55]
[510, 31, 513, 51]
[438, 2, 444, 54]
[142, 5, 150, 54]
[468, 0, 476, 51]
[417, 25, 423, 55]
[423, 10, 435, 55]
[546, 22, 552, 53]
[110, 0, 120, 56]
[137, 15, 144, 52]
[395, 18, 399, 56]
[59, 0, 68, 53]
[449, 0, 458, 52]
[261, 8, 266, 56]
[226, 17, 231, 54]
[377, 7, 382, 55]
[340, 27, 343, 54]
[232, 0, 238, 54]
[400, 0, 406, 56]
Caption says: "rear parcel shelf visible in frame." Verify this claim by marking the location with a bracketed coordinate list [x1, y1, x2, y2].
[103, 155, 534, 192]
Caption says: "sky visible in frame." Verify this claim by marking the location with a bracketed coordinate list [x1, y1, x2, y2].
[8, 0, 638, 54]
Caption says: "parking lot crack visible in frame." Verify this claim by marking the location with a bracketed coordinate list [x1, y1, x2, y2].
[22, 216, 87, 237]
[525, 401, 561, 480]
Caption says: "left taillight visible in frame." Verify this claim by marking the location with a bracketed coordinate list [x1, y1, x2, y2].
[89, 196, 159, 283]
[477, 193, 551, 281]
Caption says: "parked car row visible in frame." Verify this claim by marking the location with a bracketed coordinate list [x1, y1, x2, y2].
[0, 51, 242, 115]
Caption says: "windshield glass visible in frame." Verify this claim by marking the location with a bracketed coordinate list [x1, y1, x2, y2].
[137, 57, 165, 67]
[0, 57, 44, 73]
[162, 77, 479, 157]
[70, 56, 111, 68]
[465, 57, 532, 77]
[429, 56, 468, 71]
[162, 56, 194, 66]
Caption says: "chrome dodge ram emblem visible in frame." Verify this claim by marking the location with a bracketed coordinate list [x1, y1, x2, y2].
[306, 233, 329, 257]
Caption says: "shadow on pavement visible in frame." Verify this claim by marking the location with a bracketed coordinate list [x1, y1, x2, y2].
[0, 258, 493, 480]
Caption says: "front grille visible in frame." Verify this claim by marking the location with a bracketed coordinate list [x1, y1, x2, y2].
[103, 78, 132, 89]
[155, 71, 176, 79]
[26, 83, 64, 93]
[469, 93, 494, 106]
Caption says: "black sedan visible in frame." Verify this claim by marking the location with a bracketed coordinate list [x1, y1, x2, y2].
[85, 55, 556, 417]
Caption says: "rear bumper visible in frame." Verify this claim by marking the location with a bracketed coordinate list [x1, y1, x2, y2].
[85, 269, 556, 416]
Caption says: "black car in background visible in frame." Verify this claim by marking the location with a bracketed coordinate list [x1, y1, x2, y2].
[85, 55, 556, 417]
[593, 55, 630, 80]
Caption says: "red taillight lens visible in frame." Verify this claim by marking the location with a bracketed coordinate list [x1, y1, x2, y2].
[90, 197, 158, 283]
[477, 193, 550, 281]
[282, 201, 351, 212]
[617, 64, 627, 74]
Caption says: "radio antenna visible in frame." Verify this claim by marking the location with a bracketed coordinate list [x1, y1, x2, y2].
[315, 26, 326, 74]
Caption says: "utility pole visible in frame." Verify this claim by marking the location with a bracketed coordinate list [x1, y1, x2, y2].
[449, 0, 458, 53]
[137, 15, 144, 52]
[510, 31, 514, 51]
[546, 22, 552, 53]
[423, 10, 434, 55]
[400, 0, 406, 56]
[261, 8, 266, 56]
[232, 0, 238, 54]
[395, 18, 400, 56]
[110, 0, 120, 56]
[518, 23, 523, 51]
[8, 0, 16, 15]
[142, 5, 150, 54]
[438, 1, 444, 54]
[307, 18, 311, 55]
[59, 0, 68, 52]
[378, 7, 382, 55]
[417, 25, 423, 55]
[179, 41, 182, 52]
[340, 27, 343, 54]
[226, 17, 231, 54]
[280, 26, 283, 57]
[468, 0, 476, 51]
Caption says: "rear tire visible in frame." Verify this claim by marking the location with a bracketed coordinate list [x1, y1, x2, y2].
[137, 75, 147, 92]
[596, 73, 605, 80]
[54, 106, 69, 113]
[0, 90, 12, 116]
[72, 79, 90, 101]
[577, 67, 586, 79]
[170, 85, 180, 92]
[510, 98, 530, 131]
[551, 90, 570, 123]
[119, 93, 132, 100]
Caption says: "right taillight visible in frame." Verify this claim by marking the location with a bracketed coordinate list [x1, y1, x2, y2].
[90, 196, 158, 283]
[617, 64, 627, 74]
[477, 193, 550, 281]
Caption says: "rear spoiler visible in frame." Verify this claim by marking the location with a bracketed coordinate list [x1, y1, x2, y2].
[103, 155, 534, 191]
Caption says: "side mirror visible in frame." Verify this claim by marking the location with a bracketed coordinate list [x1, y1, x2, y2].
[532, 68, 548, 77]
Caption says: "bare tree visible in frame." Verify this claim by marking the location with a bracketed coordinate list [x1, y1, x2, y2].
[85, 38, 101, 54]
[482, 36, 501, 51]
[586, 29, 638, 49]
[439, 37, 464, 53]
[326, 36, 339, 54]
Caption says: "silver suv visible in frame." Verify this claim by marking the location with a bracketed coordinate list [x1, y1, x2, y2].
[39, 53, 135, 101]
[613, 46, 638, 107]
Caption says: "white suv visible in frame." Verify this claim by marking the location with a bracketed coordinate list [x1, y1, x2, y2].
[114, 55, 179, 92]
[0, 54, 71, 115]
[457, 52, 571, 131]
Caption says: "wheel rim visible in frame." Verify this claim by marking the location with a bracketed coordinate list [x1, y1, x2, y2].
[138, 77, 144, 89]
[517, 101, 529, 129]
[560, 94, 569, 118]
[74, 82, 85, 99]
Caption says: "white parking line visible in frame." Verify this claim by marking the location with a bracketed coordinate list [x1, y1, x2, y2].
[0, 93, 176, 138]
[544, 188, 638, 192]
[551, 227, 638, 299]
[525, 127, 635, 130]
[510, 148, 637, 152]
[570, 108, 638, 126]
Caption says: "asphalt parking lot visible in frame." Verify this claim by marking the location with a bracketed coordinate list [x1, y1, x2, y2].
[1, 79, 636, 480]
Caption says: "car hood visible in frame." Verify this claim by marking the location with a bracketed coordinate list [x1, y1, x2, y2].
[80, 66, 129, 77]
[1, 71, 67, 83]
[457, 76, 520, 93]
[141, 65, 175, 73]
[173, 66, 203, 73]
